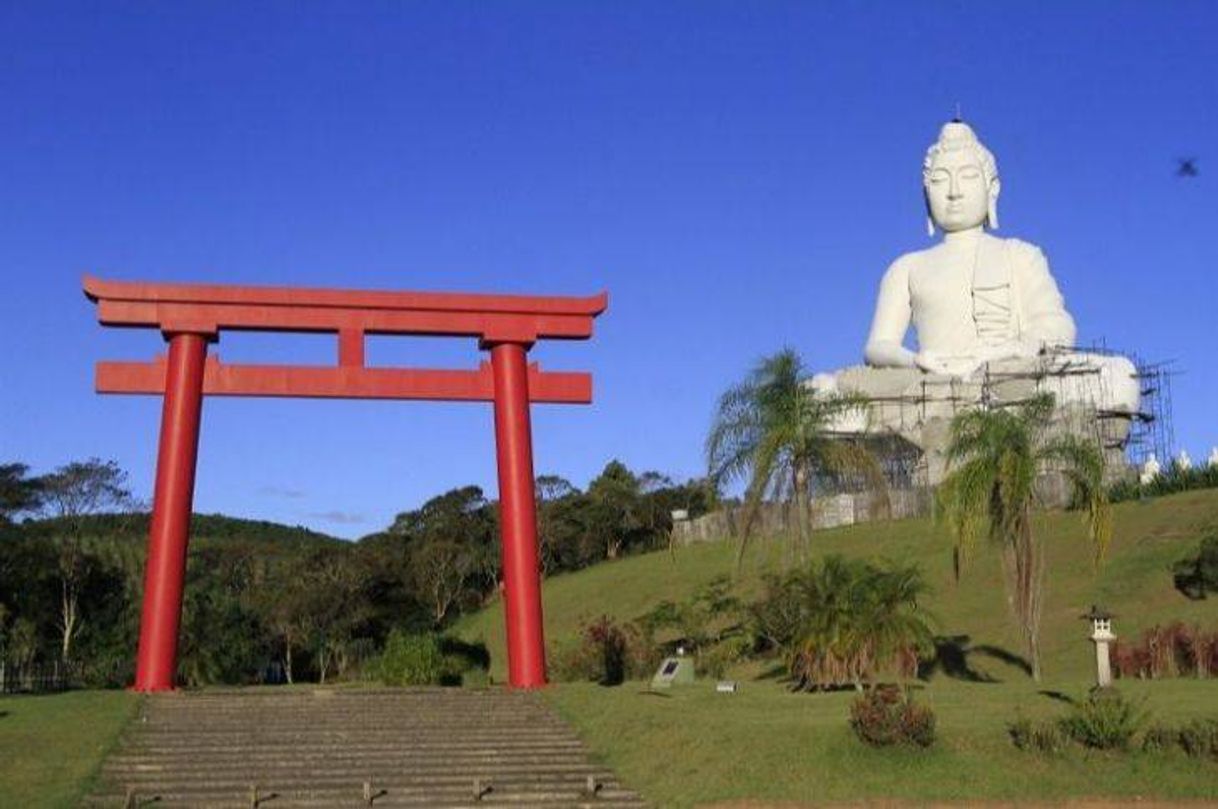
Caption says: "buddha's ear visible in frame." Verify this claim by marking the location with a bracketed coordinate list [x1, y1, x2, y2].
[986, 177, 1002, 230]
[923, 189, 936, 238]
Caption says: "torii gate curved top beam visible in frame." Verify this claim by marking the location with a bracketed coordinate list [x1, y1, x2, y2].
[85, 276, 607, 404]
[85, 275, 607, 692]
[84, 275, 607, 340]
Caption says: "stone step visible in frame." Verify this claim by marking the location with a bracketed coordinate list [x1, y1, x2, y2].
[87, 776, 647, 806]
[109, 747, 587, 759]
[91, 777, 636, 794]
[86, 795, 645, 809]
[109, 740, 586, 756]
[135, 711, 562, 720]
[104, 757, 603, 776]
[124, 718, 576, 726]
[91, 779, 639, 795]
[86, 688, 647, 808]
[98, 768, 624, 784]
[111, 741, 584, 754]
[131, 716, 569, 728]
[105, 764, 613, 781]
[119, 731, 581, 744]
[85, 786, 646, 808]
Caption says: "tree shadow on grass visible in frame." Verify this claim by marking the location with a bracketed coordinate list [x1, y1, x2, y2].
[917, 635, 1032, 682]
[1037, 689, 1077, 706]
[437, 637, 491, 686]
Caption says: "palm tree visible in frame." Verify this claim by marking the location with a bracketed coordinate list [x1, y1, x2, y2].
[780, 555, 934, 691]
[937, 393, 1112, 681]
[706, 349, 885, 568]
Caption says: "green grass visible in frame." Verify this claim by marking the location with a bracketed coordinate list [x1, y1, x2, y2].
[457, 489, 1218, 683]
[547, 678, 1218, 807]
[4, 492, 1215, 808]
[0, 689, 137, 808]
[454, 489, 1218, 805]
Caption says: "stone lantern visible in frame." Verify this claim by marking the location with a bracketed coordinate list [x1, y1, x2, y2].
[1082, 605, 1116, 688]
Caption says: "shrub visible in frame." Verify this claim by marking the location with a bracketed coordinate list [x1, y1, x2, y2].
[1173, 534, 1218, 600]
[550, 636, 602, 683]
[697, 635, 751, 679]
[458, 666, 490, 688]
[551, 616, 656, 685]
[1031, 721, 1067, 753]
[1007, 716, 1035, 750]
[1141, 723, 1179, 753]
[1178, 718, 1218, 758]
[1112, 622, 1218, 680]
[1008, 715, 1067, 753]
[1058, 688, 1146, 750]
[753, 556, 934, 691]
[586, 615, 630, 685]
[1109, 463, 1218, 504]
[849, 685, 936, 748]
[372, 631, 448, 686]
[638, 576, 746, 674]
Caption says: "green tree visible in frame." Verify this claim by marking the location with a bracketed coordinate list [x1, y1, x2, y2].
[536, 475, 578, 574]
[587, 461, 650, 560]
[177, 545, 266, 687]
[248, 552, 313, 684]
[937, 394, 1112, 681]
[391, 486, 498, 626]
[301, 547, 373, 683]
[1172, 533, 1218, 599]
[706, 349, 883, 568]
[0, 463, 42, 524]
[408, 538, 483, 627]
[37, 459, 136, 661]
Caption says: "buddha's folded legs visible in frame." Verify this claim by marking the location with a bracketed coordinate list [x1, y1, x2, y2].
[1029, 352, 1140, 415]
[808, 353, 1140, 485]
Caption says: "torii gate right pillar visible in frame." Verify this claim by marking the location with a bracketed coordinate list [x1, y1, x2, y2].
[489, 342, 547, 688]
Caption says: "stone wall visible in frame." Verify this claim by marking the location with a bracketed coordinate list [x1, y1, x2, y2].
[671, 487, 933, 546]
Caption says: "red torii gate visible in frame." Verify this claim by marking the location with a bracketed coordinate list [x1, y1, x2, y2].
[84, 276, 607, 692]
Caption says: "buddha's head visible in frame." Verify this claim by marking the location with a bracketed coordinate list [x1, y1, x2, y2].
[922, 120, 1000, 236]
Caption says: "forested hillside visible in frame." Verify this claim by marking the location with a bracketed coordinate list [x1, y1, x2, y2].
[0, 458, 711, 689]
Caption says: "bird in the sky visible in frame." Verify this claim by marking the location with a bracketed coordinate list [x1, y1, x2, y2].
[1176, 158, 1199, 178]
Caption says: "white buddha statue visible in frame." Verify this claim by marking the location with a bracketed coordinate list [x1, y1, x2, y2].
[1140, 454, 1161, 485]
[865, 120, 1077, 378]
[815, 119, 1141, 483]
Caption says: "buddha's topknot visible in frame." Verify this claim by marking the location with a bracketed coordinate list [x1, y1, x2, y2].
[922, 120, 998, 186]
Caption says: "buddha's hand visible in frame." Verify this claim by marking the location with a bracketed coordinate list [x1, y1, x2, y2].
[974, 339, 1042, 364]
[914, 351, 981, 378]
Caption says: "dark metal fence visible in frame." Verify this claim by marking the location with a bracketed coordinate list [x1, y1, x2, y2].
[0, 661, 83, 694]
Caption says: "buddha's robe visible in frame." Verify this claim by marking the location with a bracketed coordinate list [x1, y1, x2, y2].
[811, 234, 1140, 457]
[867, 235, 1076, 362]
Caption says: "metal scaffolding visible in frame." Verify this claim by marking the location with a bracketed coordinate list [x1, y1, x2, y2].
[815, 342, 1176, 496]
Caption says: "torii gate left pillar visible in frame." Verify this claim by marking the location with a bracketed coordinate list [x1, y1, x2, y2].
[84, 276, 607, 692]
[136, 331, 210, 691]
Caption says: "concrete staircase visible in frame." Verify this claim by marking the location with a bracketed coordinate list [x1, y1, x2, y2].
[85, 687, 648, 808]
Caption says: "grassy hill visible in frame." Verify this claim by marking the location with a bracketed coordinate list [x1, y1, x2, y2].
[458, 489, 1218, 683]
[456, 490, 1218, 806]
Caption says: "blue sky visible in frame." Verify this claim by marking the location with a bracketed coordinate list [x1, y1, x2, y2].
[2, 2, 1215, 537]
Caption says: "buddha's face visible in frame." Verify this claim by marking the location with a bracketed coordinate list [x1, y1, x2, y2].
[924, 148, 993, 232]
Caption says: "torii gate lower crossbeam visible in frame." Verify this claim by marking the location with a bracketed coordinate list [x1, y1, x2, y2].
[84, 276, 607, 692]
